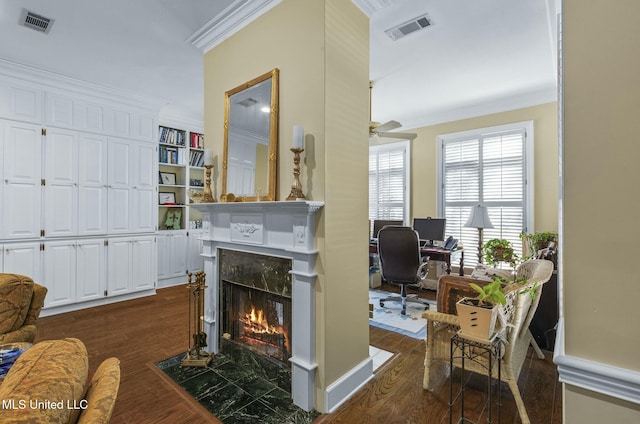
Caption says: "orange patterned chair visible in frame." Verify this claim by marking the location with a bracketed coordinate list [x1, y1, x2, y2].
[0, 338, 121, 423]
[0, 273, 48, 344]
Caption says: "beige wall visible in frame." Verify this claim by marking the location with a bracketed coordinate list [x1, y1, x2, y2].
[563, 0, 640, 421]
[410, 102, 559, 232]
[203, 0, 369, 412]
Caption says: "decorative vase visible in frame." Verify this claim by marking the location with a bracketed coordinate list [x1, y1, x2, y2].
[456, 298, 499, 341]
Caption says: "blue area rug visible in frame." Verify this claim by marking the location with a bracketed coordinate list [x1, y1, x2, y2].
[369, 289, 435, 340]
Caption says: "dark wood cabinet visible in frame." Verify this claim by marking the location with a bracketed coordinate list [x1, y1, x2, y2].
[529, 271, 558, 351]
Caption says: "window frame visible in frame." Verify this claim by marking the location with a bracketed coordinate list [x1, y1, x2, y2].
[368, 140, 411, 226]
[436, 121, 534, 264]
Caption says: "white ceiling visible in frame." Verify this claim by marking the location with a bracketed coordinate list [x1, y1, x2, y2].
[0, 0, 558, 130]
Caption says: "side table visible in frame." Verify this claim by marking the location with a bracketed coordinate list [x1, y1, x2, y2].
[449, 332, 502, 424]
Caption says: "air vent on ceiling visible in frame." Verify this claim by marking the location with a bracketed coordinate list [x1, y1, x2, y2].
[20, 9, 54, 34]
[385, 13, 431, 41]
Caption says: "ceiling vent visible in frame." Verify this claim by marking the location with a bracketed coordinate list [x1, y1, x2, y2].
[385, 13, 431, 41]
[20, 9, 54, 34]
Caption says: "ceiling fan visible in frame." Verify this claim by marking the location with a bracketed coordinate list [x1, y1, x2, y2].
[369, 82, 417, 141]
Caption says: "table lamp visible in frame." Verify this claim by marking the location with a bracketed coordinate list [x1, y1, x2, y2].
[465, 205, 494, 263]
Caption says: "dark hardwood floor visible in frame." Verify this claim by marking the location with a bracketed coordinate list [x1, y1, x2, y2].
[35, 283, 561, 424]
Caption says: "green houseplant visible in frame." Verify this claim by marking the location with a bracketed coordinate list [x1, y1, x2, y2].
[483, 238, 517, 266]
[520, 231, 558, 259]
[455, 278, 507, 340]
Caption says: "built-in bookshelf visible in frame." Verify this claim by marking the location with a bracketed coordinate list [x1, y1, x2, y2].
[158, 125, 205, 232]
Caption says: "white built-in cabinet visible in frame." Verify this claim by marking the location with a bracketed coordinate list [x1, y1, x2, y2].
[0, 72, 159, 315]
[1, 121, 42, 240]
[0, 242, 42, 284]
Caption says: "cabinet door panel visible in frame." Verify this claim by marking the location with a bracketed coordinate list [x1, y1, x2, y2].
[133, 188, 156, 233]
[157, 235, 171, 278]
[79, 134, 107, 235]
[2, 122, 42, 239]
[3, 243, 41, 283]
[42, 242, 76, 307]
[45, 94, 74, 128]
[108, 138, 131, 187]
[45, 129, 78, 237]
[132, 237, 155, 291]
[108, 187, 131, 233]
[187, 231, 204, 273]
[107, 239, 131, 296]
[170, 233, 188, 277]
[0, 84, 41, 123]
[76, 240, 105, 302]
[134, 143, 156, 189]
[4, 183, 41, 239]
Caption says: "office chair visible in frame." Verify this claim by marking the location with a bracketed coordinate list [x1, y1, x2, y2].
[377, 226, 431, 315]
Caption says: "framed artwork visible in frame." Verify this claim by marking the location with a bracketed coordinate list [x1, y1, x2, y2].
[159, 172, 176, 185]
[159, 192, 176, 205]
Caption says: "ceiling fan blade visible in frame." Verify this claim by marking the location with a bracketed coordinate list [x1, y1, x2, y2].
[376, 131, 417, 141]
[375, 120, 402, 132]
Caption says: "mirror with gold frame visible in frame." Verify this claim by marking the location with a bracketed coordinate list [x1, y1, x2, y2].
[222, 68, 279, 201]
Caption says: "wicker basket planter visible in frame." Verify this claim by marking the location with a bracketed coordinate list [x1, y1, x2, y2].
[456, 298, 499, 341]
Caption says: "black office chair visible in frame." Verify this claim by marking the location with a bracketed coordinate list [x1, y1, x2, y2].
[377, 226, 431, 315]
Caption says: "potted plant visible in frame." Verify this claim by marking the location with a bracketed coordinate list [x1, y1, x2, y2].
[483, 238, 517, 267]
[520, 231, 558, 259]
[455, 279, 507, 341]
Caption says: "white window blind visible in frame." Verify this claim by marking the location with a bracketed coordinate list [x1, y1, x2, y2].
[369, 141, 410, 229]
[438, 123, 532, 267]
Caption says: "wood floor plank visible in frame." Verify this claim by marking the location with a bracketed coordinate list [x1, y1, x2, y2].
[34, 284, 561, 424]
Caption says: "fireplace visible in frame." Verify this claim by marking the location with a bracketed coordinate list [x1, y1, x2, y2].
[193, 200, 323, 411]
[219, 249, 293, 366]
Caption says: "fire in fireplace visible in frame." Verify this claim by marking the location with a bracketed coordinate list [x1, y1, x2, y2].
[219, 249, 293, 366]
[222, 282, 292, 364]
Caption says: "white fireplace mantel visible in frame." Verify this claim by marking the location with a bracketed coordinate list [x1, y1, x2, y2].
[192, 200, 324, 411]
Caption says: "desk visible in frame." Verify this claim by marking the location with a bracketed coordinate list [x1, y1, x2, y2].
[370, 243, 464, 276]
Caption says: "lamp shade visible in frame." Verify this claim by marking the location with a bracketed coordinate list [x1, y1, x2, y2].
[465, 205, 494, 229]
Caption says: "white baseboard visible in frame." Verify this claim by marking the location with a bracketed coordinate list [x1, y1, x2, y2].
[40, 289, 156, 317]
[324, 356, 374, 413]
[554, 318, 640, 404]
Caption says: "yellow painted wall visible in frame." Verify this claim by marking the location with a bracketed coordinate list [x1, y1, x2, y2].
[563, 0, 640, 421]
[203, 0, 369, 412]
[410, 102, 559, 232]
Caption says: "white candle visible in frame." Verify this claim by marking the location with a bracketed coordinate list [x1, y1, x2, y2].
[293, 125, 304, 149]
[204, 148, 212, 166]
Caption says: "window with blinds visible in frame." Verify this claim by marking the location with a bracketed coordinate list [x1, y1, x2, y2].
[369, 141, 410, 233]
[438, 123, 533, 267]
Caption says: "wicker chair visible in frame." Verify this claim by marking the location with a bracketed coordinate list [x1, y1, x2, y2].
[422, 259, 554, 424]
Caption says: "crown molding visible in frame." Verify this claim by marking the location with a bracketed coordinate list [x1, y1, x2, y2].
[554, 318, 640, 404]
[351, 0, 399, 17]
[188, 0, 282, 54]
[0, 58, 162, 112]
[401, 87, 558, 131]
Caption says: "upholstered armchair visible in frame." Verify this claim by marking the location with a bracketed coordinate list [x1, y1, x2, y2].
[0, 273, 48, 344]
[422, 259, 554, 424]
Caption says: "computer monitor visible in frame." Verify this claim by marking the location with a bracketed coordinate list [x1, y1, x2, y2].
[372, 219, 403, 239]
[413, 217, 446, 246]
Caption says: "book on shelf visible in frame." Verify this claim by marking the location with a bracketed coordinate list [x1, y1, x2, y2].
[159, 126, 186, 146]
[190, 132, 204, 149]
[159, 146, 185, 165]
[189, 149, 204, 167]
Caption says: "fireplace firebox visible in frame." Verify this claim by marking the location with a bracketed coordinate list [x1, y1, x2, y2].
[218, 249, 292, 367]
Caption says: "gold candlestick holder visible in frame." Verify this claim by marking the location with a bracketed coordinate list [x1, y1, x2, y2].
[286, 148, 306, 201]
[201, 164, 216, 203]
